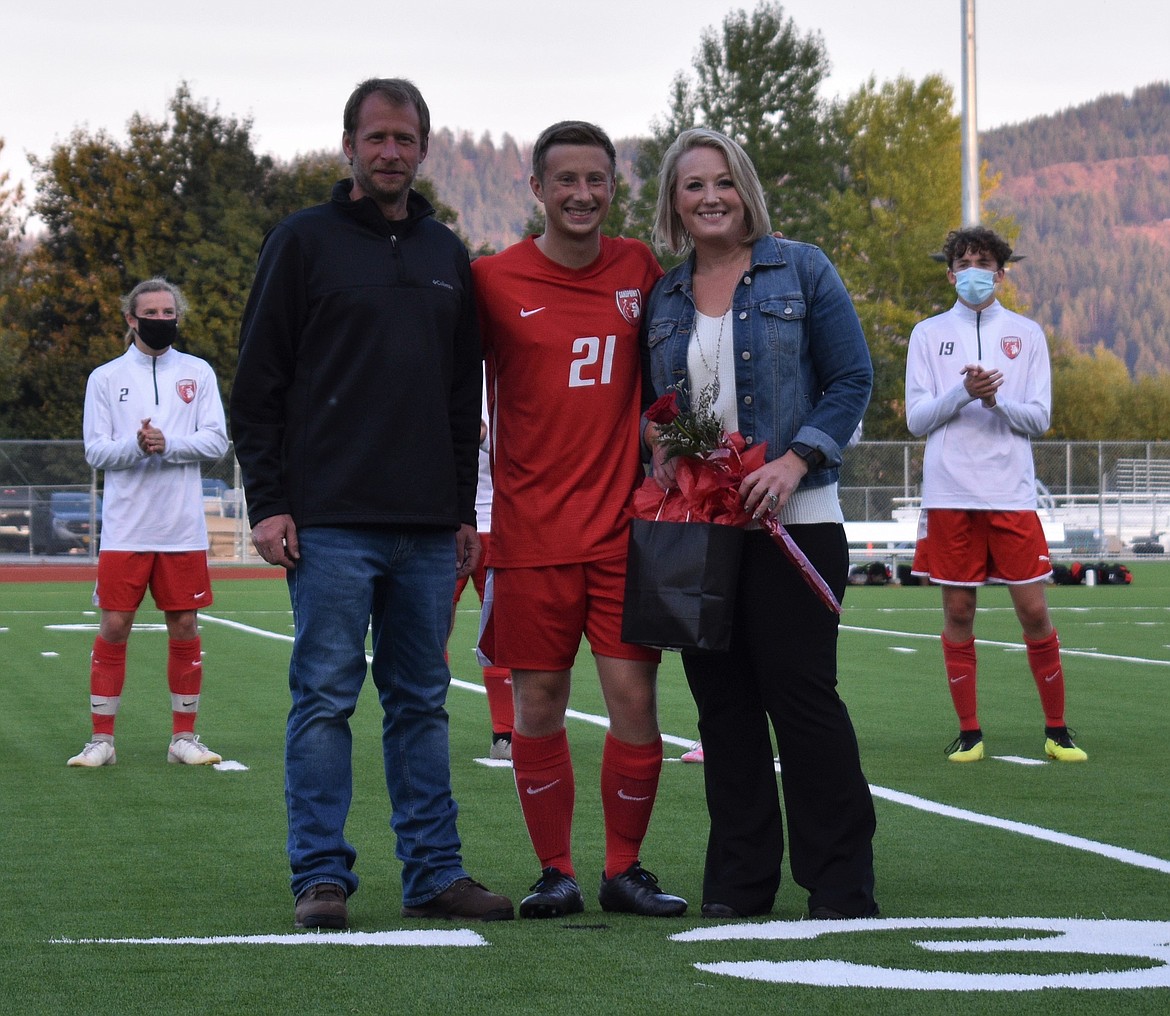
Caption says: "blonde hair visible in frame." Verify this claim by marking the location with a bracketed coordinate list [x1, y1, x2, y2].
[121, 276, 187, 346]
[652, 128, 772, 256]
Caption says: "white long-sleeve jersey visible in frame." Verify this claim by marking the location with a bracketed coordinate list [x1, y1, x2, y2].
[83, 344, 229, 551]
[905, 300, 1050, 510]
[474, 382, 494, 532]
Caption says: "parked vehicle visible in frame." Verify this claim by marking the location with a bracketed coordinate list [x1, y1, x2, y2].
[202, 477, 243, 518]
[0, 485, 37, 549]
[29, 491, 102, 555]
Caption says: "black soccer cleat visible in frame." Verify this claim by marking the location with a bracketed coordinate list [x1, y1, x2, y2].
[598, 861, 687, 917]
[519, 867, 585, 919]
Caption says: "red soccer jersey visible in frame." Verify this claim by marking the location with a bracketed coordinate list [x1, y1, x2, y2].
[473, 235, 663, 567]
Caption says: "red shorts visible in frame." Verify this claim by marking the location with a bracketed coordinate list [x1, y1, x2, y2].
[95, 551, 213, 612]
[478, 554, 660, 671]
[911, 509, 1052, 586]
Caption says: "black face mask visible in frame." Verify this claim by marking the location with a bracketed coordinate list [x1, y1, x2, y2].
[135, 316, 179, 350]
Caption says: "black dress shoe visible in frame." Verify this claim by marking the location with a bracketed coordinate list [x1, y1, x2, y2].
[598, 862, 687, 917]
[519, 867, 585, 919]
[809, 902, 880, 920]
[700, 902, 742, 919]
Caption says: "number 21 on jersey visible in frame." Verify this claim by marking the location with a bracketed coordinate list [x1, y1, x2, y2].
[569, 335, 617, 387]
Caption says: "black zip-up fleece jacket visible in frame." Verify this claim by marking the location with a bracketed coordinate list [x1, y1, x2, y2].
[231, 180, 482, 532]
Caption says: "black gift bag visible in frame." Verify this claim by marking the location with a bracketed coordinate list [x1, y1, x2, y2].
[621, 518, 744, 652]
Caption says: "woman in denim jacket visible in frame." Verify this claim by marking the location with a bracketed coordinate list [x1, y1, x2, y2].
[643, 128, 878, 921]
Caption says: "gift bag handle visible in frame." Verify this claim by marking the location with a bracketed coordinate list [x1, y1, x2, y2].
[654, 489, 691, 523]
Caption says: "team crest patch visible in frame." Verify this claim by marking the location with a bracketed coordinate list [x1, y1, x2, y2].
[1001, 336, 1022, 359]
[176, 379, 197, 404]
[616, 289, 643, 325]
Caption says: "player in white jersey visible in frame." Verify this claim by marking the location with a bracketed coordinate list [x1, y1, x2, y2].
[449, 384, 514, 759]
[67, 277, 228, 769]
[905, 227, 1086, 764]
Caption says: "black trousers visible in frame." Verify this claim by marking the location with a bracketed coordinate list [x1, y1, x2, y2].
[682, 525, 877, 917]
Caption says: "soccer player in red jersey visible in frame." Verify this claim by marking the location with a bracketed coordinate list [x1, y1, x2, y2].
[473, 122, 686, 918]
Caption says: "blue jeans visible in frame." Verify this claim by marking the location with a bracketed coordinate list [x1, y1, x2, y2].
[284, 525, 468, 905]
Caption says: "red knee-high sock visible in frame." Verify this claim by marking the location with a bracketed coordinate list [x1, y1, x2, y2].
[601, 732, 663, 878]
[942, 635, 980, 730]
[90, 636, 127, 738]
[512, 729, 575, 875]
[168, 636, 203, 736]
[1025, 629, 1066, 727]
[484, 668, 514, 735]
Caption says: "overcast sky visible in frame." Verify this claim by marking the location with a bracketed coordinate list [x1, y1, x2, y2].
[3, 0, 1167, 210]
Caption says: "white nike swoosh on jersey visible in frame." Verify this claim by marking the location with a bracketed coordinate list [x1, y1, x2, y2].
[526, 779, 561, 795]
[519, 307, 546, 318]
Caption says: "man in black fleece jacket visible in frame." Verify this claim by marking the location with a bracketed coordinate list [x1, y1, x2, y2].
[232, 77, 512, 931]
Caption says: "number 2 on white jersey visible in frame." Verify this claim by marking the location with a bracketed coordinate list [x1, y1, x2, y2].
[568, 335, 616, 388]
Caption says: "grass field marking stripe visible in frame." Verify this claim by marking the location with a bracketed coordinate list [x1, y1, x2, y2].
[1045, 647, 1170, 665]
[50, 930, 488, 947]
[199, 613, 293, 643]
[202, 612, 1167, 668]
[842, 624, 1170, 667]
[871, 784, 1170, 875]
[199, 615, 702, 754]
[561, 709, 695, 754]
[200, 612, 1170, 877]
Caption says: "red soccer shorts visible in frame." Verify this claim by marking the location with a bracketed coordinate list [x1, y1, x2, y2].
[479, 554, 660, 671]
[911, 509, 1053, 586]
[95, 550, 213, 612]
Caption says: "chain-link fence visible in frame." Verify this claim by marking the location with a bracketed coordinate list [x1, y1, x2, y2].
[0, 440, 252, 561]
[3, 439, 1168, 561]
[839, 440, 1170, 558]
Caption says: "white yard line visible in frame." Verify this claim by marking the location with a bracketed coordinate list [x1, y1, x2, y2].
[194, 613, 1170, 877]
[841, 623, 1170, 666]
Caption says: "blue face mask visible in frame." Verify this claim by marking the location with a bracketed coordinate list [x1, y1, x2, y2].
[954, 267, 997, 305]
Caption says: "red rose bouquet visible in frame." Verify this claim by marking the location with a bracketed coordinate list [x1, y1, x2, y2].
[633, 384, 841, 614]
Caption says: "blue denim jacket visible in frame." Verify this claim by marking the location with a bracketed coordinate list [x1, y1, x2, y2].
[644, 236, 872, 490]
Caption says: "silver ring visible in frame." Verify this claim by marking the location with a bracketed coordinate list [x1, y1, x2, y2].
[767, 492, 779, 505]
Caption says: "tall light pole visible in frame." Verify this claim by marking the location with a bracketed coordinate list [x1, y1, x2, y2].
[961, 0, 980, 225]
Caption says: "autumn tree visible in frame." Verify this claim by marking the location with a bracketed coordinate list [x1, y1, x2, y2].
[1050, 342, 1170, 440]
[0, 140, 27, 431]
[1128, 372, 1170, 440]
[2, 86, 340, 438]
[631, 2, 836, 249]
[1049, 343, 1131, 439]
[826, 76, 966, 437]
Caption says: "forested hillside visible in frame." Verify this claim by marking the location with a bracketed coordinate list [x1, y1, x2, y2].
[982, 83, 1170, 376]
[421, 83, 1170, 378]
[2, 3, 1164, 441]
[418, 131, 642, 252]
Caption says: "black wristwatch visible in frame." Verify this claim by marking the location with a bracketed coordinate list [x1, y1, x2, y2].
[788, 442, 825, 469]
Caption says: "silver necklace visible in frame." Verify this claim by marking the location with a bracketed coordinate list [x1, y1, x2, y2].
[697, 269, 742, 403]
[695, 256, 749, 403]
[696, 307, 729, 403]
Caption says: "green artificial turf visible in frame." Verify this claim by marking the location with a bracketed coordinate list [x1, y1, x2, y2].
[2, 564, 1168, 1014]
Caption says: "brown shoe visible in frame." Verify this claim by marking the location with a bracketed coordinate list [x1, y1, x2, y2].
[294, 882, 348, 929]
[401, 877, 514, 922]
